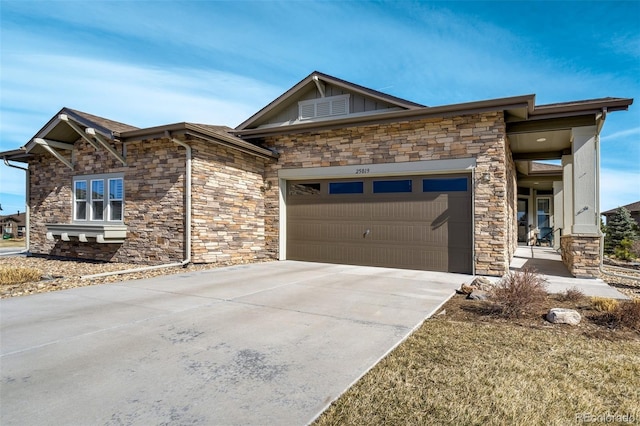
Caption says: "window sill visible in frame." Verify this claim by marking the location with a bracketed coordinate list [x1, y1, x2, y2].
[45, 223, 127, 244]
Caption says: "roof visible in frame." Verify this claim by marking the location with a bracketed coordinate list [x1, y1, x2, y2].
[1, 212, 26, 227]
[530, 162, 562, 172]
[66, 109, 139, 134]
[602, 201, 640, 215]
[0, 110, 277, 162]
[235, 71, 425, 131]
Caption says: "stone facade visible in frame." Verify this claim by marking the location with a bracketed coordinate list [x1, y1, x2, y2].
[560, 234, 601, 278]
[28, 135, 270, 266]
[261, 111, 518, 276]
[190, 140, 269, 264]
[29, 137, 186, 264]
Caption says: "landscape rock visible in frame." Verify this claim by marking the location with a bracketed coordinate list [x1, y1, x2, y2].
[546, 308, 581, 325]
[458, 284, 474, 295]
[470, 276, 495, 292]
[467, 290, 489, 301]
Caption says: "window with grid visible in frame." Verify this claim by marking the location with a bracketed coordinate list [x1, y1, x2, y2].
[73, 174, 124, 223]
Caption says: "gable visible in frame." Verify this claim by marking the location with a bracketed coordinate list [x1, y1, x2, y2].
[236, 71, 424, 131]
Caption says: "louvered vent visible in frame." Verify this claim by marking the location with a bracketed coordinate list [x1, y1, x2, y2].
[298, 94, 350, 120]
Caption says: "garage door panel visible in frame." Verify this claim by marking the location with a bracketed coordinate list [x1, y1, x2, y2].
[286, 174, 472, 273]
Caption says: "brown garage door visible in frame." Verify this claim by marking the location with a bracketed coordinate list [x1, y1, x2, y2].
[286, 174, 472, 273]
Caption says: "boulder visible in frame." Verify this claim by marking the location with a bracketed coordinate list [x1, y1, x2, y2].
[470, 276, 494, 292]
[458, 284, 474, 295]
[546, 308, 581, 325]
[467, 290, 489, 301]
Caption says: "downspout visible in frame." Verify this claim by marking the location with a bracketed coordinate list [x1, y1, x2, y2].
[81, 135, 192, 279]
[3, 158, 29, 254]
[170, 136, 192, 266]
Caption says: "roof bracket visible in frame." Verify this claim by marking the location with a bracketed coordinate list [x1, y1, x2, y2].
[59, 114, 126, 166]
[313, 75, 326, 98]
[33, 138, 73, 169]
[86, 128, 127, 165]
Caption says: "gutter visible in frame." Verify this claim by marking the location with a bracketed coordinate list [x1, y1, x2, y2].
[3, 158, 30, 254]
[81, 135, 193, 279]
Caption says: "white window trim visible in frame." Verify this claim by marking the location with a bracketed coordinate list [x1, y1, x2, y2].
[73, 173, 124, 224]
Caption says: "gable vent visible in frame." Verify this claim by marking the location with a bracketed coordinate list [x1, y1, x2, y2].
[298, 94, 350, 120]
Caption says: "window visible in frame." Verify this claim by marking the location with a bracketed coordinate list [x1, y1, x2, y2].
[73, 174, 124, 223]
[329, 181, 364, 194]
[537, 198, 551, 228]
[373, 179, 412, 193]
[74, 181, 87, 220]
[288, 182, 321, 196]
[109, 178, 124, 221]
[423, 177, 468, 192]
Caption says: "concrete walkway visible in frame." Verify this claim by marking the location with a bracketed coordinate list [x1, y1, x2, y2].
[509, 246, 628, 299]
[0, 261, 464, 426]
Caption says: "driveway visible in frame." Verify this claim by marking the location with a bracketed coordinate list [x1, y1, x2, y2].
[0, 261, 464, 425]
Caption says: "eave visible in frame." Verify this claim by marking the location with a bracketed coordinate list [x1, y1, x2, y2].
[121, 122, 278, 159]
[235, 94, 535, 139]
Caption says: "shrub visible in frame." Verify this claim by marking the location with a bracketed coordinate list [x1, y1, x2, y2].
[614, 300, 640, 331]
[614, 238, 635, 261]
[604, 207, 637, 255]
[490, 268, 548, 318]
[0, 266, 42, 285]
[558, 287, 585, 302]
[591, 297, 619, 312]
[598, 300, 640, 331]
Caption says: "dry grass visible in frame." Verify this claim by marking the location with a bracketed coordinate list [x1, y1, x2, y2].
[314, 295, 640, 426]
[0, 266, 42, 285]
[591, 296, 620, 312]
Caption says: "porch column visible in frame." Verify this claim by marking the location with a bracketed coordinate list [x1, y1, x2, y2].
[553, 180, 563, 250]
[561, 155, 573, 233]
[571, 126, 598, 235]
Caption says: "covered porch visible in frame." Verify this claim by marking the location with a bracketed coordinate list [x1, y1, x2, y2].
[506, 97, 633, 278]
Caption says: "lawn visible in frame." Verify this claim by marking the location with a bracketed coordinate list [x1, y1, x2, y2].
[313, 294, 640, 426]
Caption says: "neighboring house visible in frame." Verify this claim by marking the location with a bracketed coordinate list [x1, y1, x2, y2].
[0, 71, 633, 278]
[602, 201, 640, 228]
[1, 212, 26, 237]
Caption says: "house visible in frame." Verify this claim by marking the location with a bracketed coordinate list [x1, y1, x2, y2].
[601, 201, 640, 228]
[1, 212, 26, 237]
[0, 71, 633, 278]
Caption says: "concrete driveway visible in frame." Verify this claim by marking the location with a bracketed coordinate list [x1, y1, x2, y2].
[0, 261, 465, 425]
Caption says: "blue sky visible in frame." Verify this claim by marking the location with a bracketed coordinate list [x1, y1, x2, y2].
[1, 1, 638, 215]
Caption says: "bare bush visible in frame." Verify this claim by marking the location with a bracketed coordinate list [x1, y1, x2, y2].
[490, 268, 548, 318]
[558, 287, 585, 302]
[614, 300, 640, 331]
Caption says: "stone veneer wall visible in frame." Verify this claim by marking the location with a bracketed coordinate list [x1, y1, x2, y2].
[29, 137, 186, 264]
[560, 234, 601, 278]
[261, 111, 515, 276]
[190, 140, 269, 264]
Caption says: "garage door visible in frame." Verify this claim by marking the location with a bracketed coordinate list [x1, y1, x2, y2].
[285, 174, 472, 273]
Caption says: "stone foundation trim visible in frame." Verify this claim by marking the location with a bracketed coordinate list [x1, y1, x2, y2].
[560, 234, 601, 279]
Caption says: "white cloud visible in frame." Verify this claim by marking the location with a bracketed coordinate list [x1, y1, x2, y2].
[0, 53, 281, 150]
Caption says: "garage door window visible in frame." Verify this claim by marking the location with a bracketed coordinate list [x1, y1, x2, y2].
[289, 182, 321, 196]
[373, 179, 413, 193]
[423, 177, 468, 192]
[329, 181, 364, 194]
